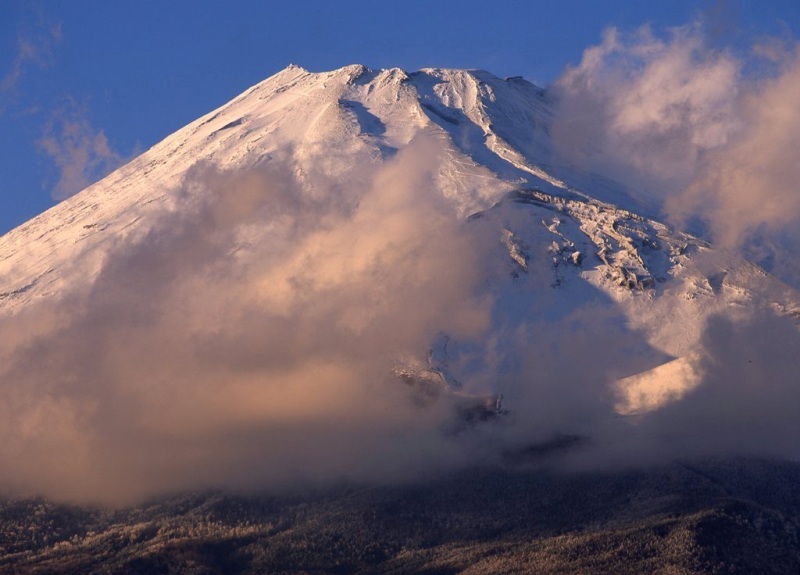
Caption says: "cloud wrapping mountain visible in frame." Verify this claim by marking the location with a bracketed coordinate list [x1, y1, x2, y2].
[0, 56, 799, 504]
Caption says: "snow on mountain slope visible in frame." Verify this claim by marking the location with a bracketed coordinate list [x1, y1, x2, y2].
[1, 65, 799, 500]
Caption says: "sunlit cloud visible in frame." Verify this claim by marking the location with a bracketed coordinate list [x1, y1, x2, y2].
[551, 22, 740, 202]
[669, 45, 800, 248]
[552, 21, 800, 256]
[0, 135, 496, 503]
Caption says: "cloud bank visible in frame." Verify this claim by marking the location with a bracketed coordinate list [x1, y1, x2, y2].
[0, 136, 498, 503]
[611, 310, 800, 465]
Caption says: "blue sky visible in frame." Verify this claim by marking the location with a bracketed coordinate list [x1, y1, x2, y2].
[1, 0, 799, 234]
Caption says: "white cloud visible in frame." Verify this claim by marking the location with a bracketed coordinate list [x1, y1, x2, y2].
[552, 22, 800, 262]
[552, 23, 740, 202]
[668, 45, 800, 248]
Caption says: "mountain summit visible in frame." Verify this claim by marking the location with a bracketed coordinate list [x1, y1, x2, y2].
[1, 65, 799, 502]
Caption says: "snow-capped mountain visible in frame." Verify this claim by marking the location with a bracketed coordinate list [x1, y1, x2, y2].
[1, 65, 799, 501]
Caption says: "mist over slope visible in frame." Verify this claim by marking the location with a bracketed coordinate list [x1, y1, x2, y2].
[0, 50, 799, 503]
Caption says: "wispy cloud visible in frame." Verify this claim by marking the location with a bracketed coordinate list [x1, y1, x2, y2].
[1, 5, 124, 201]
[37, 99, 124, 199]
[0, 8, 61, 98]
